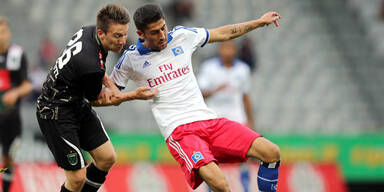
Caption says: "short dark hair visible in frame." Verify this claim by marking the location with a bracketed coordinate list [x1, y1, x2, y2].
[97, 4, 130, 32]
[133, 4, 165, 31]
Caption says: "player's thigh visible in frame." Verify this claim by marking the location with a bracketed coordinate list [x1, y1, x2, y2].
[37, 115, 87, 170]
[78, 106, 109, 152]
[210, 118, 261, 163]
[167, 133, 216, 189]
[246, 137, 280, 162]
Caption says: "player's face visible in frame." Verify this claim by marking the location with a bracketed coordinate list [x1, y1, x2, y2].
[0, 23, 11, 47]
[98, 23, 128, 53]
[137, 18, 168, 51]
[218, 41, 237, 65]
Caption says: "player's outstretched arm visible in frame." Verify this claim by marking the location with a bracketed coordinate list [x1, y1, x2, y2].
[92, 87, 158, 107]
[208, 12, 281, 43]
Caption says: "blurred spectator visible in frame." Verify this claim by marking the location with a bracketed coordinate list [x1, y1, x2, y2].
[238, 36, 257, 73]
[38, 35, 58, 69]
[27, 65, 47, 103]
[198, 40, 255, 192]
[379, 0, 384, 21]
[169, 0, 195, 24]
[0, 16, 32, 192]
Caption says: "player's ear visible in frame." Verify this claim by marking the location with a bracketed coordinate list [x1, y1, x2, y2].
[97, 29, 106, 40]
[136, 30, 144, 39]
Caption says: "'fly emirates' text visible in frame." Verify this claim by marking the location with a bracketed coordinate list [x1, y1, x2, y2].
[147, 63, 190, 87]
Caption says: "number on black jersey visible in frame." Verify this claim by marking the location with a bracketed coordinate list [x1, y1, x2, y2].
[53, 29, 83, 78]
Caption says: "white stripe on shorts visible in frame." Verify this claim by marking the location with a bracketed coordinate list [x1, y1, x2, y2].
[96, 114, 110, 140]
[61, 137, 85, 168]
[168, 141, 192, 172]
[169, 136, 193, 172]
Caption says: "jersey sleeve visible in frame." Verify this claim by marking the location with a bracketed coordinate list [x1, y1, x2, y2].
[110, 51, 131, 90]
[80, 72, 103, 101]
[174, 26, 210, 49]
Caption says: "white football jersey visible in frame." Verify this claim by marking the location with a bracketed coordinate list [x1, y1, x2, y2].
[198, 58, 251, 123]
[111, 26, 217, 139]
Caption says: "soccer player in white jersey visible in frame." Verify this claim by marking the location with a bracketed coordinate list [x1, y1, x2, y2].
[198, 40, 255, 192]
[198, 40, 255, 130]
[103, 4, 281, 192]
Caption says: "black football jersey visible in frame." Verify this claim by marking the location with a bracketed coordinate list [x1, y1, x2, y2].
[0, 44, 29, 110]
[37, 25, 108, 108]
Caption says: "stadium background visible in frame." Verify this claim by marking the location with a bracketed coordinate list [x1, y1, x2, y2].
[1, 0, 384, 191]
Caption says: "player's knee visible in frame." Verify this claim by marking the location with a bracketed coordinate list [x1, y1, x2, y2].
[264, 144, 280, 163]
[67, 171, 86, 190]
[96, 151, 117, 170]
[212, 178, 231, 192]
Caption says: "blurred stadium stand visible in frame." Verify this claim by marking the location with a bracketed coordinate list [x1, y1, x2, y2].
[0, 0, 384, 190]
[0, 0, 383, 156]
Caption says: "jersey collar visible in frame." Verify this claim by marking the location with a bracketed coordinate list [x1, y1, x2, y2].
[94, 29, 108, 57]
[136, 33, 173, 55]
[219, 57, 239, 68]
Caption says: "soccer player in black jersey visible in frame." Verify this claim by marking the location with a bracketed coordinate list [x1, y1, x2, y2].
[36, 4, 157, 192]
[0, 16, 32, 192]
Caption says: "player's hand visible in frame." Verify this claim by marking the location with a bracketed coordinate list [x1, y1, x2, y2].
[260, 12, 281, 27]
[215, 84, 228, 93]
[134, 87, 158, 100]
[98, 87, 122, 105]
[2, 89, 19, 107]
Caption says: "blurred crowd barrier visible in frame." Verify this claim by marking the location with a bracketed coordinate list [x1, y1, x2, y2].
[0, 162, 346, 192]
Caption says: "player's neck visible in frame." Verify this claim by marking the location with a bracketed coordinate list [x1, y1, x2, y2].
[222, 60, 234, 68]
[95, 33, 107, 52]
[141, 41, 151, 50]
[0, 42, 9, 54]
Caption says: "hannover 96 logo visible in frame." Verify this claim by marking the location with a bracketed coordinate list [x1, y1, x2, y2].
[67, 151, 78, 166]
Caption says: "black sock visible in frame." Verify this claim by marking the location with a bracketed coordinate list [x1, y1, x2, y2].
[81, 163, 108, 192]
[2, 167, 13, 192]
[61, 184, 72, 192]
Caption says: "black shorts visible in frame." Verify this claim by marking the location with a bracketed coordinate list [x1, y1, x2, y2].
[36, 102, 109, 170]
[0, 108, 21, 156]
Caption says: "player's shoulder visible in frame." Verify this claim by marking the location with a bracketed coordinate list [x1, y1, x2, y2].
[126, 44, 137, 53]
[234, 59, 251, 73]
[201, 57, 221, 70]
[202, 57, 220, 66]
[169, 25, 201, 38]
[121, 44, 140, 59]
[78, 25, 96, 45]
[9, 44, 24, 53]
[81, 25, 95, 35]
[10, 44, 23, 50]
[114, 48, 136, 70]
[171, 25, 199, 33]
